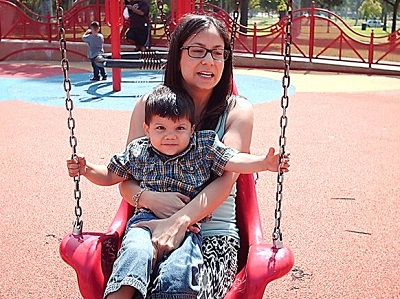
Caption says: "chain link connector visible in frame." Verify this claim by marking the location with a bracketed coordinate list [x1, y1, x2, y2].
[72, 219, 83, 236]
[273, 230, 283, 249]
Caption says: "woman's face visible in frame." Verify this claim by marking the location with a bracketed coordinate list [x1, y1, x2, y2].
[179, 25, 225, 96]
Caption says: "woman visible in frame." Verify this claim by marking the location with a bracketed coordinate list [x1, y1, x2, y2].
[108, 14, 254, 299]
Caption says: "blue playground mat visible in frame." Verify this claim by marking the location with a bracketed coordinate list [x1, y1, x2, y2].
[0, 70, 295, 110]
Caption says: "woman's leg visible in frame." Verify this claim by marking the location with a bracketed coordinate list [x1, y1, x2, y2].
[198, 236, 240, 299]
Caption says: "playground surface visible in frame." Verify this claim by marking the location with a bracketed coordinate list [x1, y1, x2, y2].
[0, 61, 399, 298]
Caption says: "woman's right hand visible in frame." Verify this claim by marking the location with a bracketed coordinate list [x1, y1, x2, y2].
[144, 191, 190, 219]
[119, 180, 190, 219]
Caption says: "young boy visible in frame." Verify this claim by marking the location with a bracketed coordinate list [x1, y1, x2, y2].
[82, 21, 107, 81]
[67, 84, 289, 298]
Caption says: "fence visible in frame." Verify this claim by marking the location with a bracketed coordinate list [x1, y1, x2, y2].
[1, 0, 399, 71]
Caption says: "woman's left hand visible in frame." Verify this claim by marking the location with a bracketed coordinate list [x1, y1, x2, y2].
[132, 216, 196, 261]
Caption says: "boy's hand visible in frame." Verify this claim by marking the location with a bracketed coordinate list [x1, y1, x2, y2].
[66, 155, 87, 177]
[266, 147, 290, 172]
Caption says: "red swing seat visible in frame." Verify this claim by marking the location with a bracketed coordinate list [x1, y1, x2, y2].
[60, 173, 294, 299]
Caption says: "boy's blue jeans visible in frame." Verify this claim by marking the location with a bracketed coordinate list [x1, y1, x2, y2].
[104, 209, 203, 299]
[90, 57, 106, 79]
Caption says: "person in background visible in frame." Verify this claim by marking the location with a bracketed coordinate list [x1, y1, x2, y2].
[125, 0, 150, 51]
[40, 0, 53, 19]
[82, 21, 107, 81]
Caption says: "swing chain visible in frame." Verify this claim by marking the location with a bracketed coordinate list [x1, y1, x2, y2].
[230, 1, 240, 50]
[272, 0, 292, 249]
[57, 4, 83, 236]
[156, 0, 171, 44]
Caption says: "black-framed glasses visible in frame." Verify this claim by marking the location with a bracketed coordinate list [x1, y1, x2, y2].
[180, 46, 230, 62]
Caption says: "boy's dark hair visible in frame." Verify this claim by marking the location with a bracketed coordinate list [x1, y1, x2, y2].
[145, 85, 195, 125]
[90, 21, 100, 30]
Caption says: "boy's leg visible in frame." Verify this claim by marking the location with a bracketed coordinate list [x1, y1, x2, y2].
[104, 211, 157, 299]
[90, 58, 100, 79]
[100, 66, 107, 80]
[150, 230, 203, 299]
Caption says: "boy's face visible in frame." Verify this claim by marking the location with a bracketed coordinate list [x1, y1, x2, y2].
[144, 115, 194, 156]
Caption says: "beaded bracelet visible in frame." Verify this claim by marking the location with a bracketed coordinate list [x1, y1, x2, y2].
[132, 188, 147, 215]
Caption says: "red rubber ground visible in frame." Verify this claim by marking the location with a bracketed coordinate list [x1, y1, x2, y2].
[0, 62, 399, 298]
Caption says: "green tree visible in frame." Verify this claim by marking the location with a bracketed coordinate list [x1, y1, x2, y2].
[381, 0, 399, 32]
[259, 0, 280, 11]
[277, 0, 287, 19]
[239, 0, 250, 30]
[315, 0, 344, 10]
[358, 0, 382, 20]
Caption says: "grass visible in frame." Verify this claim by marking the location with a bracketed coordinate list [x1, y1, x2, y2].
[248, 16, 391, 37]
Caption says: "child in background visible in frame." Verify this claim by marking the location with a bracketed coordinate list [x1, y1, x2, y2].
[82, 21, 107, 81]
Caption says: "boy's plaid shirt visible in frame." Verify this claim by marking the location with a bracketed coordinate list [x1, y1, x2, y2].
[108, 130, 238, 199]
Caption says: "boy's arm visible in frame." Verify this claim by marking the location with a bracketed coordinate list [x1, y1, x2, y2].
[224, 147, 290, 174]
[82, 29, 91, 41]
[67, 155, 125, 186]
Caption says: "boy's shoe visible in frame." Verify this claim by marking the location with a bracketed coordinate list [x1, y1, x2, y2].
[90, 77, 100, 81]
[102, 75, 107, 80]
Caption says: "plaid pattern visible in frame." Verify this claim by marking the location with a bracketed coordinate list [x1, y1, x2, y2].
[108, 130, 238, 199]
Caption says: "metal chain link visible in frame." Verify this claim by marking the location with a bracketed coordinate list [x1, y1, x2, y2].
[230, 1, 240, 50]
[157, 0, 171, 44]
[272, 0, 292, 249]
[57, 3, 83, 236]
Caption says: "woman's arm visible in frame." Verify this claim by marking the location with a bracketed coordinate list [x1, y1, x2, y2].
[125, 95, 147, 144]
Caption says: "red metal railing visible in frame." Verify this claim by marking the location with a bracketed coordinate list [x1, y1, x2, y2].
[1, 0, 399, 69]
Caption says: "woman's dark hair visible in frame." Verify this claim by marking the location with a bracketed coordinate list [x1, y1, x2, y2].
[145, 84, 195, 125]
[164, 14, 234, 131]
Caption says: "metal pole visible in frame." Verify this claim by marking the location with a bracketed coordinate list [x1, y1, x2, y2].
[108, 0, 122, 91]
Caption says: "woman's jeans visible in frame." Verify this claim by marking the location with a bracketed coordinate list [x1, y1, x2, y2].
[104, 209, 203, 299]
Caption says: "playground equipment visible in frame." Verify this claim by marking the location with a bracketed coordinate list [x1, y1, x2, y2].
[95, 51, 168, 69]
[101, 0, 193, 91]
[57, 1, 295, 298]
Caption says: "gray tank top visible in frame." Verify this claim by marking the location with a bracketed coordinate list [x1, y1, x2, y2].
[201, 100, 239, 240]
